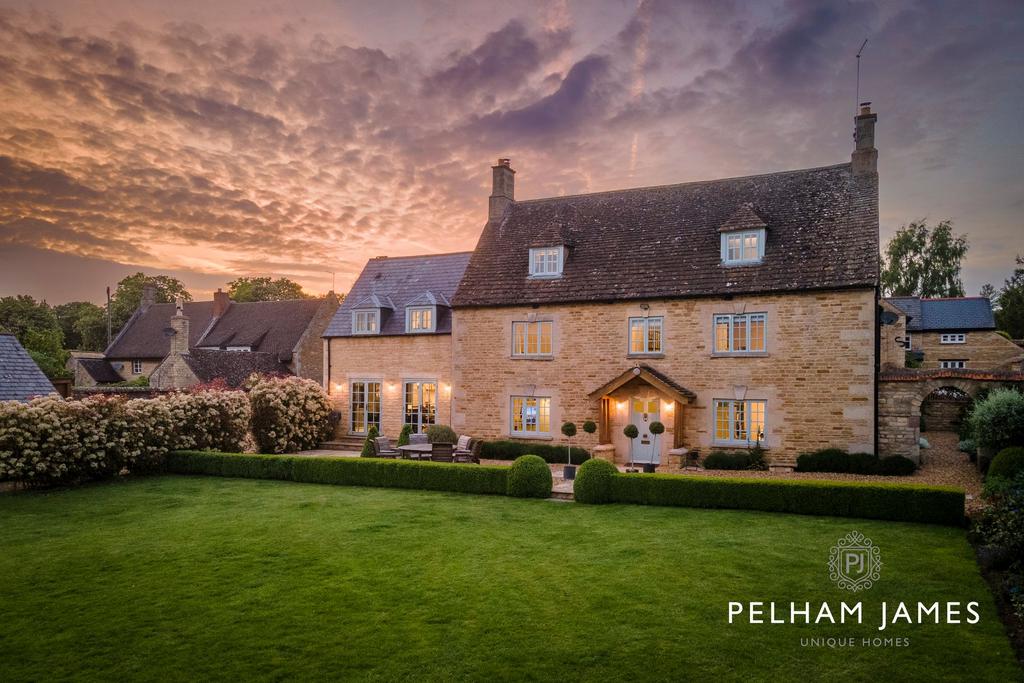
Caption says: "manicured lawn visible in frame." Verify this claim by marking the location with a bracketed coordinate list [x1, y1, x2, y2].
[0, 476, 1018, 681]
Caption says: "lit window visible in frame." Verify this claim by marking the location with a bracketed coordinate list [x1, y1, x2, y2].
[511, 396, 551, 435]
[714, 399, 766, 445]
[628, 317, 663, 354]
[406, 306, 435, 333]
[131, 360, 143, 375]
[721, 229, 764, 264]
[512, 321, 553, 357]
[713, 313, 766, 353]
[350, 381, 381, 434]
[939, 333, 966, 344]
[940, 360, 966, 369]
[352, 310, 379, 335]
[528, 246, 564, 277]
[404, 381, 437, 432]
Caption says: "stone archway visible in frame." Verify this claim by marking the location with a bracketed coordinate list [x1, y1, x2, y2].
[879, 370, 1023, 462]
[919, 386, 973, 433]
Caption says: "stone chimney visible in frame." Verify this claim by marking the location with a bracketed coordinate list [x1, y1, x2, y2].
[169, 295, 190, 355]
[212, 288, 231, 318]
[140, 284, 157, 313]
[852, 102, 877, 175]
[489, 158, 515, 222]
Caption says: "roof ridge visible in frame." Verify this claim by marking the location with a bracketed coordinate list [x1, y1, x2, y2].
[369, 251, 473, 261]
[514, 162, 852, 205]
[922, 296, 988, 302]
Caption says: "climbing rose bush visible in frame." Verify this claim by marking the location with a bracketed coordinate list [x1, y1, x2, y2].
[248, 375, 333, 454]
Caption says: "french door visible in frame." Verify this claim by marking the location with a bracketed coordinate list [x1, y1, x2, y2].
[404, 381, 437, 433]
[351, 380, 381, 434]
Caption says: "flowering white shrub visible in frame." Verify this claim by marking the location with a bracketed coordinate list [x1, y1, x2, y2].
[167, 389, 250, 453]
[248, 375, 333, 454]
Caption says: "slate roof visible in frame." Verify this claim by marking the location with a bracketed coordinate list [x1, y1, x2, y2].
[886, 296, 996, 332]
[0, 334, 55, 401]
[79, 358, 123, 383]
[107, 298, 324, 360]
[453, 163, 878, 306]
[184, 349, 292, 388]
[106, 302, 216, 359]
[325, 252, 473, 337]
[196, 299, 322, 360]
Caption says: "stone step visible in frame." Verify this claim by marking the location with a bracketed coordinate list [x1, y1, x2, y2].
[321, 438, 364, 451]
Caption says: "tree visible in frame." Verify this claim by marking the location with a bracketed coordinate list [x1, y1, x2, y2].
[110, 273, 192, 334]
[995, 255, 1024, 339]
[54, 301, 107, 351]
[980, 283, 998, 306]
[0, 296, 70, 379]
[227, 277, 311, 302]
[880, 219, 968, 297]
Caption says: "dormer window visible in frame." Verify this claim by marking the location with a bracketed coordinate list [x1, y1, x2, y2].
[529, 246, 564, 277]
[406, 306, 435, 333]
[352, 309, 379, 335]
[721, 229, 765, 265]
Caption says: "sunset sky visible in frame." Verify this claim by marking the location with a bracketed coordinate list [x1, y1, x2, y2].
[0, 0, 1021, 304]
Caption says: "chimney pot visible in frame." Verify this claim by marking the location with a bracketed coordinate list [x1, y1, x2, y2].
[140, 284, 157, 313]
[489, 158, 515, 222]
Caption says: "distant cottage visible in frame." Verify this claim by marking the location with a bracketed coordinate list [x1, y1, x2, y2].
[0, 333, 55, 401]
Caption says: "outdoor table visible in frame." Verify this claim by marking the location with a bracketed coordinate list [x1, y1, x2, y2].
[397, 443, 432, 460]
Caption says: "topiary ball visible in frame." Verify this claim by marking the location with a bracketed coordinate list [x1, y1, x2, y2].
[574, 457, 619, 504]
[426, 424, 458, 444]
[561, 421, 577, 438]
[507, 455, 553, 498]
[624, 424, 639, 439]
[649, 421, 665, 436]
[988, 447, 1024, 480]
[582, 420, 597, 434]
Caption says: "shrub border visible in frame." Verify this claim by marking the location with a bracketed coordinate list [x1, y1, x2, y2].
[578, 471, 965, 526]
[167, 451, 509, 496]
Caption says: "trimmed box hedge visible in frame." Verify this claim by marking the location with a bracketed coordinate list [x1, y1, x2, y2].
[577, 471, 964, 526]
[166, 451, 509, 496]
[480, 440, 590, 465]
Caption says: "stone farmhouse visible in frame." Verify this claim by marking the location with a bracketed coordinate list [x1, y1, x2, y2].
[75, 286, 338, 390]
[326, 106, 890, 465]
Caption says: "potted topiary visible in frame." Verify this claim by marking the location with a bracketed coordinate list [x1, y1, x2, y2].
[397, 424, 412, 447]
[582, 420, 597, 459]
[624, 424, 639, 472]
[360, 425, 379, 457]
[561, 421, 578, 480]
[645, 421, 664, 473]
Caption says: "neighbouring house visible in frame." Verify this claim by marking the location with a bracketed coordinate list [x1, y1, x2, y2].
[0, 333, 55, 401]
[76, 287, 339, 390]
[882, 296, 1023, 371]
[323, 253, 471, 442]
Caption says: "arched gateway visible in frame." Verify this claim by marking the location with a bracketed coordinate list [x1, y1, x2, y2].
[878, 369, 1024, 462]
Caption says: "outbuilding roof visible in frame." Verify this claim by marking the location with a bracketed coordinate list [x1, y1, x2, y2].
[453, 163, 878, 306]
[885, 296, 996, 331]
[0, 334, 55, 401]
[325, 252, 472, 337]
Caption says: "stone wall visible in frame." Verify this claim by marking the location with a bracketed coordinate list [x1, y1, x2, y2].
[879, 299, 908, 369]
[105, 358, 161, 381]
[452, 288, 877, 463]
[325, 334, 454, 440]
[914, 330, 1023, 370]
[292, 293, 338, 385]
[921, 395, 970, 432]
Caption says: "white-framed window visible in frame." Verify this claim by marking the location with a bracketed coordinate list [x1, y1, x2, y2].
[131, 360, 143, 375]
[940, 360, 966, 369]
[404, 380, 437, 432]
[713, 313, 767, 353]
[512, 321, 553, 357]
[940, 333, 966, 344]
[628, 317, 663, 354]
[511, 396, 551, 435]
[352, 309, 380, 335]
[406, 306, 435, 333]
[714, 399, 766, 445]
[720, 229, 765, 265]
[350, 380, 381, 434]
[528, 246, 564, 277]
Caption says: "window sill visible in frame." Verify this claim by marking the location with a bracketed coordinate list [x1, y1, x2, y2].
[527, 274, 563, 280]
[508, 433, 554, 441]
[510, 355, 554, 361]
[709, 352, 769, 358]
[711, 442, 769, 449]
[627, 353, 664, 359]
[720, 260, 763, 267]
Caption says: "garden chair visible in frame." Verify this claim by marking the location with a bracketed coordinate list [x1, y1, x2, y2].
[453, 436, 481, 464]
[430, 442, 454, 462]
[374, 437, 400, 458]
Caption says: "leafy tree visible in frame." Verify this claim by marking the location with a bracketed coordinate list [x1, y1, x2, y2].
[995, 255, 1024, 339]
[0, 295, 58, 341]
[979, 283, 997, 305]
[227, 277, 311, 302]
[110, 273, 192, 333]
[54, 301, 107, 351]
[880, 219, 968, 297]
[24, 327, 71, 379]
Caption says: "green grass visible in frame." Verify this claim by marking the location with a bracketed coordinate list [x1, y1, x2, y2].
[0, 476, 1018, 682]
